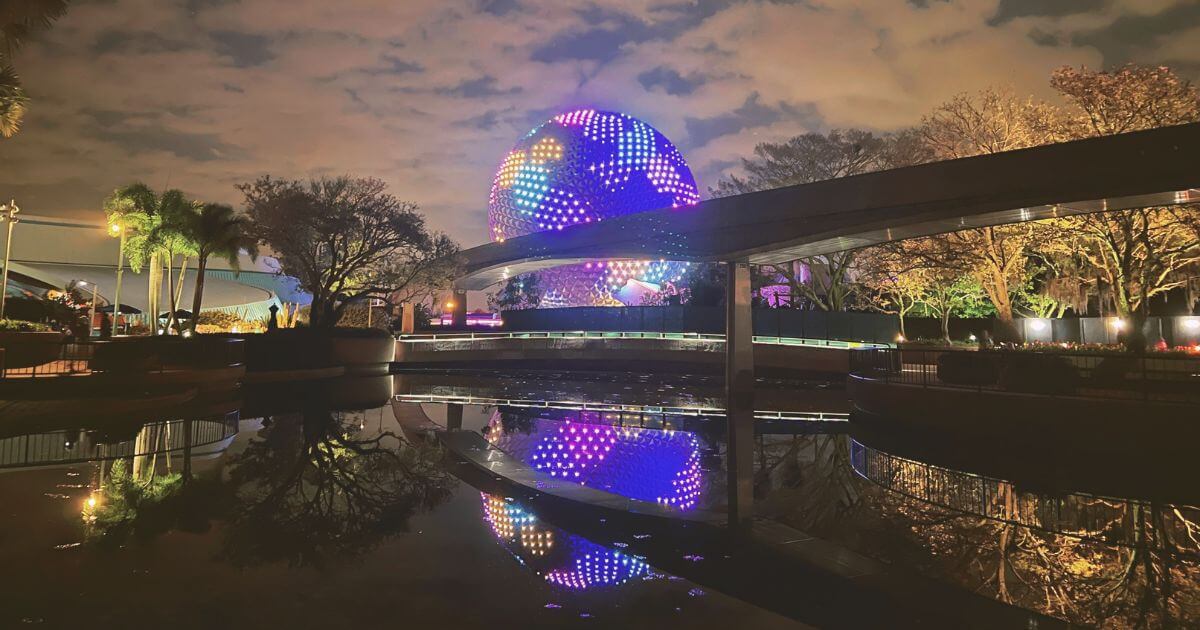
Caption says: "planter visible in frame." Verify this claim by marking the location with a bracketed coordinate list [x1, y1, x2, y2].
[936, 352, 999, 386]
[0, 331, 67, 369]
[998, 354, 1079, 395]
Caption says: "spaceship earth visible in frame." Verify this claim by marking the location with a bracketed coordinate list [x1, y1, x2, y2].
[488, 109, 700, 307]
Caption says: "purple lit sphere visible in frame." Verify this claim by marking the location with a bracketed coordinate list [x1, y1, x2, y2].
[488, 109, 700, 306]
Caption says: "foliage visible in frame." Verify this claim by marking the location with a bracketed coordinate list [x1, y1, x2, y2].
[488, 274, 543, 311]
[186, 203, 258, 332]
[83, 458, 186, 544]
[239, 176, 460, 328]
[716, 129, 927, 312]
[0, 318, 50, 332]
[335, 301, 391, 329]
[0, 0, 70, 138]
[195, 310, 264, 334]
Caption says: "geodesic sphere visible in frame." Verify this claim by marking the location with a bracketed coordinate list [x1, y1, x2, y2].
[488, 108, 700, 242]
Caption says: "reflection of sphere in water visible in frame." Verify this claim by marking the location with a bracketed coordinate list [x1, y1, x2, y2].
[487, 109, 700, 307]
[481, 493, 648, 590]
[488, 411, 704, 511]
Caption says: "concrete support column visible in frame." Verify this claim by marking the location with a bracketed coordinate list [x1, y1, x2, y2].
[400, 303, 416, 334]
[725, 260, 755, 531]
[446, 403, 463, 431]
[451, 290, 467, 329]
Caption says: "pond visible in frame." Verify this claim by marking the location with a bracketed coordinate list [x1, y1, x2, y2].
[0, 373, 1195, 628]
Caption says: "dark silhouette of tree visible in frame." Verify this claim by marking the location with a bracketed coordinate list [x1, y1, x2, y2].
[239, 176, 460, 328]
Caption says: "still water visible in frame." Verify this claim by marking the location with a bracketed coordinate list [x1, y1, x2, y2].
[0, 373, 1196, 628]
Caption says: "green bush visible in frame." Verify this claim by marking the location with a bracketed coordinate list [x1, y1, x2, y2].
[0, 318, 52, 332]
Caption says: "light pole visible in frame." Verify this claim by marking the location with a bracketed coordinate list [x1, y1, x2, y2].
[109, 222, 127, 335]
[81, 281, 99, 338]
[0, 200, 20, 320]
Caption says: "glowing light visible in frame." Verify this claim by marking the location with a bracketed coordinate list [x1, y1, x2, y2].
[481, 493, 649, 590]
[108, 223, 121, 235]
[1184, 318, 1199, 331]
[1029, 319, 1048, 332]
[1112, 318, 1126, 331]
[490, 413, 704, 511]
[896, 334, 906, 343]
[487, 109, 700, 306]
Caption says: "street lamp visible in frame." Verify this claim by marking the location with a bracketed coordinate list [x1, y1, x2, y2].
[0, 200, 20, 320]
[108, 221, 128, 336]
[79, 281, 99, 338]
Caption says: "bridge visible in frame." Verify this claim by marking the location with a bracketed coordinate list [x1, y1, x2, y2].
[446, 122, 1200, 528]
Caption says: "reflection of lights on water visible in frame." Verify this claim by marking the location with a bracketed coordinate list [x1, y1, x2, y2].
[519, 419, 703, 511]
[481, 493, 648, 590]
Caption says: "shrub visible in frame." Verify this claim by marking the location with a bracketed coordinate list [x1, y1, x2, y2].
[936, 352, 999, 385]
[195, 311, 264, 334]
[998, 354, 1079, 394]
[0, 318, 52, 332]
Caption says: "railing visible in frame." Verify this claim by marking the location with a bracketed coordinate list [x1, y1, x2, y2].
[393, 392, 849, 421]
[849, 439, 1200, 559]
[0, 337, 246, 379]
[848, 346, 1200, 404]
[398, 330, 888, 350]
[0, 413, 240, 470]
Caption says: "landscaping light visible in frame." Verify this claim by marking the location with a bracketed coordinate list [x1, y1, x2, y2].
[1111, 318, 1126, 330]
[968, 334, 977, 342]
[181, 329, 192, 338]
[108, 223, 121, 235]
[895, 334, 905, 343]
[1184, 318, 1199, 331]
[86, 496, 96, 509]
[1030, 319, 1047, 332]
[445, 301, 456, 309]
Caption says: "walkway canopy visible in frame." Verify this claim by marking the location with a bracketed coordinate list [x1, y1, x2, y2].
[455, 122, 1200, 290]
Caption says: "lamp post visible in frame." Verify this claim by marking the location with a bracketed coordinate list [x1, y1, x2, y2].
[109, 222, 127, 336]
[80, 281, 99, 338]
[0, 200, 20, 320]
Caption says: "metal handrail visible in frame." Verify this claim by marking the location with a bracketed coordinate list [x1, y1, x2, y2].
[397, 330, 889, 350]
[393, 392, 849, 421]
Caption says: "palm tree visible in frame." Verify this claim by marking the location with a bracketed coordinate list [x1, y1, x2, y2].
[1, 0, 71, 138]
[0, 64, 27, 137]
[187, 203, 257, 332]
[102, 184, 199, 334]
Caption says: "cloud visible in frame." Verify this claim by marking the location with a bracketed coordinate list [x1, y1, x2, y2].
[0, 0, 1195, 250]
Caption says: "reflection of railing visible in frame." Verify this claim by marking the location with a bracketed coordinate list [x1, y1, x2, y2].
[398, 330, 888, 349]
[849, 439, 1200, 559]
[394, 392, 848, 421]
[849, 347, 1200, 404]
[0, 414, 239, 469]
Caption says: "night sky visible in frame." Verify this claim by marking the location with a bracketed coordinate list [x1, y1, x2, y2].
[2, 0, 1198, 247]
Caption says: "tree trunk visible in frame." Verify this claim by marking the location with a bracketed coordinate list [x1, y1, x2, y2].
[165, 255, 178, 334]
[941, 308, 951, 345]
[191, 255, 208, 333]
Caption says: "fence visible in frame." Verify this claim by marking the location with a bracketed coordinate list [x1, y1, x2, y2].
[0, 337, 245, 379]
[849, 439, 1200, 559]
[497, 306, 1200, 347]
[848, 346, 1200, 404]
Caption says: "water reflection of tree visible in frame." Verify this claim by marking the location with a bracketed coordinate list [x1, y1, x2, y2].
[220, 408, 456, 568]
[755, 435, 1200, 626]
[754, 434, 861, 533]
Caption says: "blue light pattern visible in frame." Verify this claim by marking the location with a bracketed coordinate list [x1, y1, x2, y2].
[488, 413, 704, 511]
[481, 493, 650, 590]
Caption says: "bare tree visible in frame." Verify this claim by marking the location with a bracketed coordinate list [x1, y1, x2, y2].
[714, 129, 928, 311]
